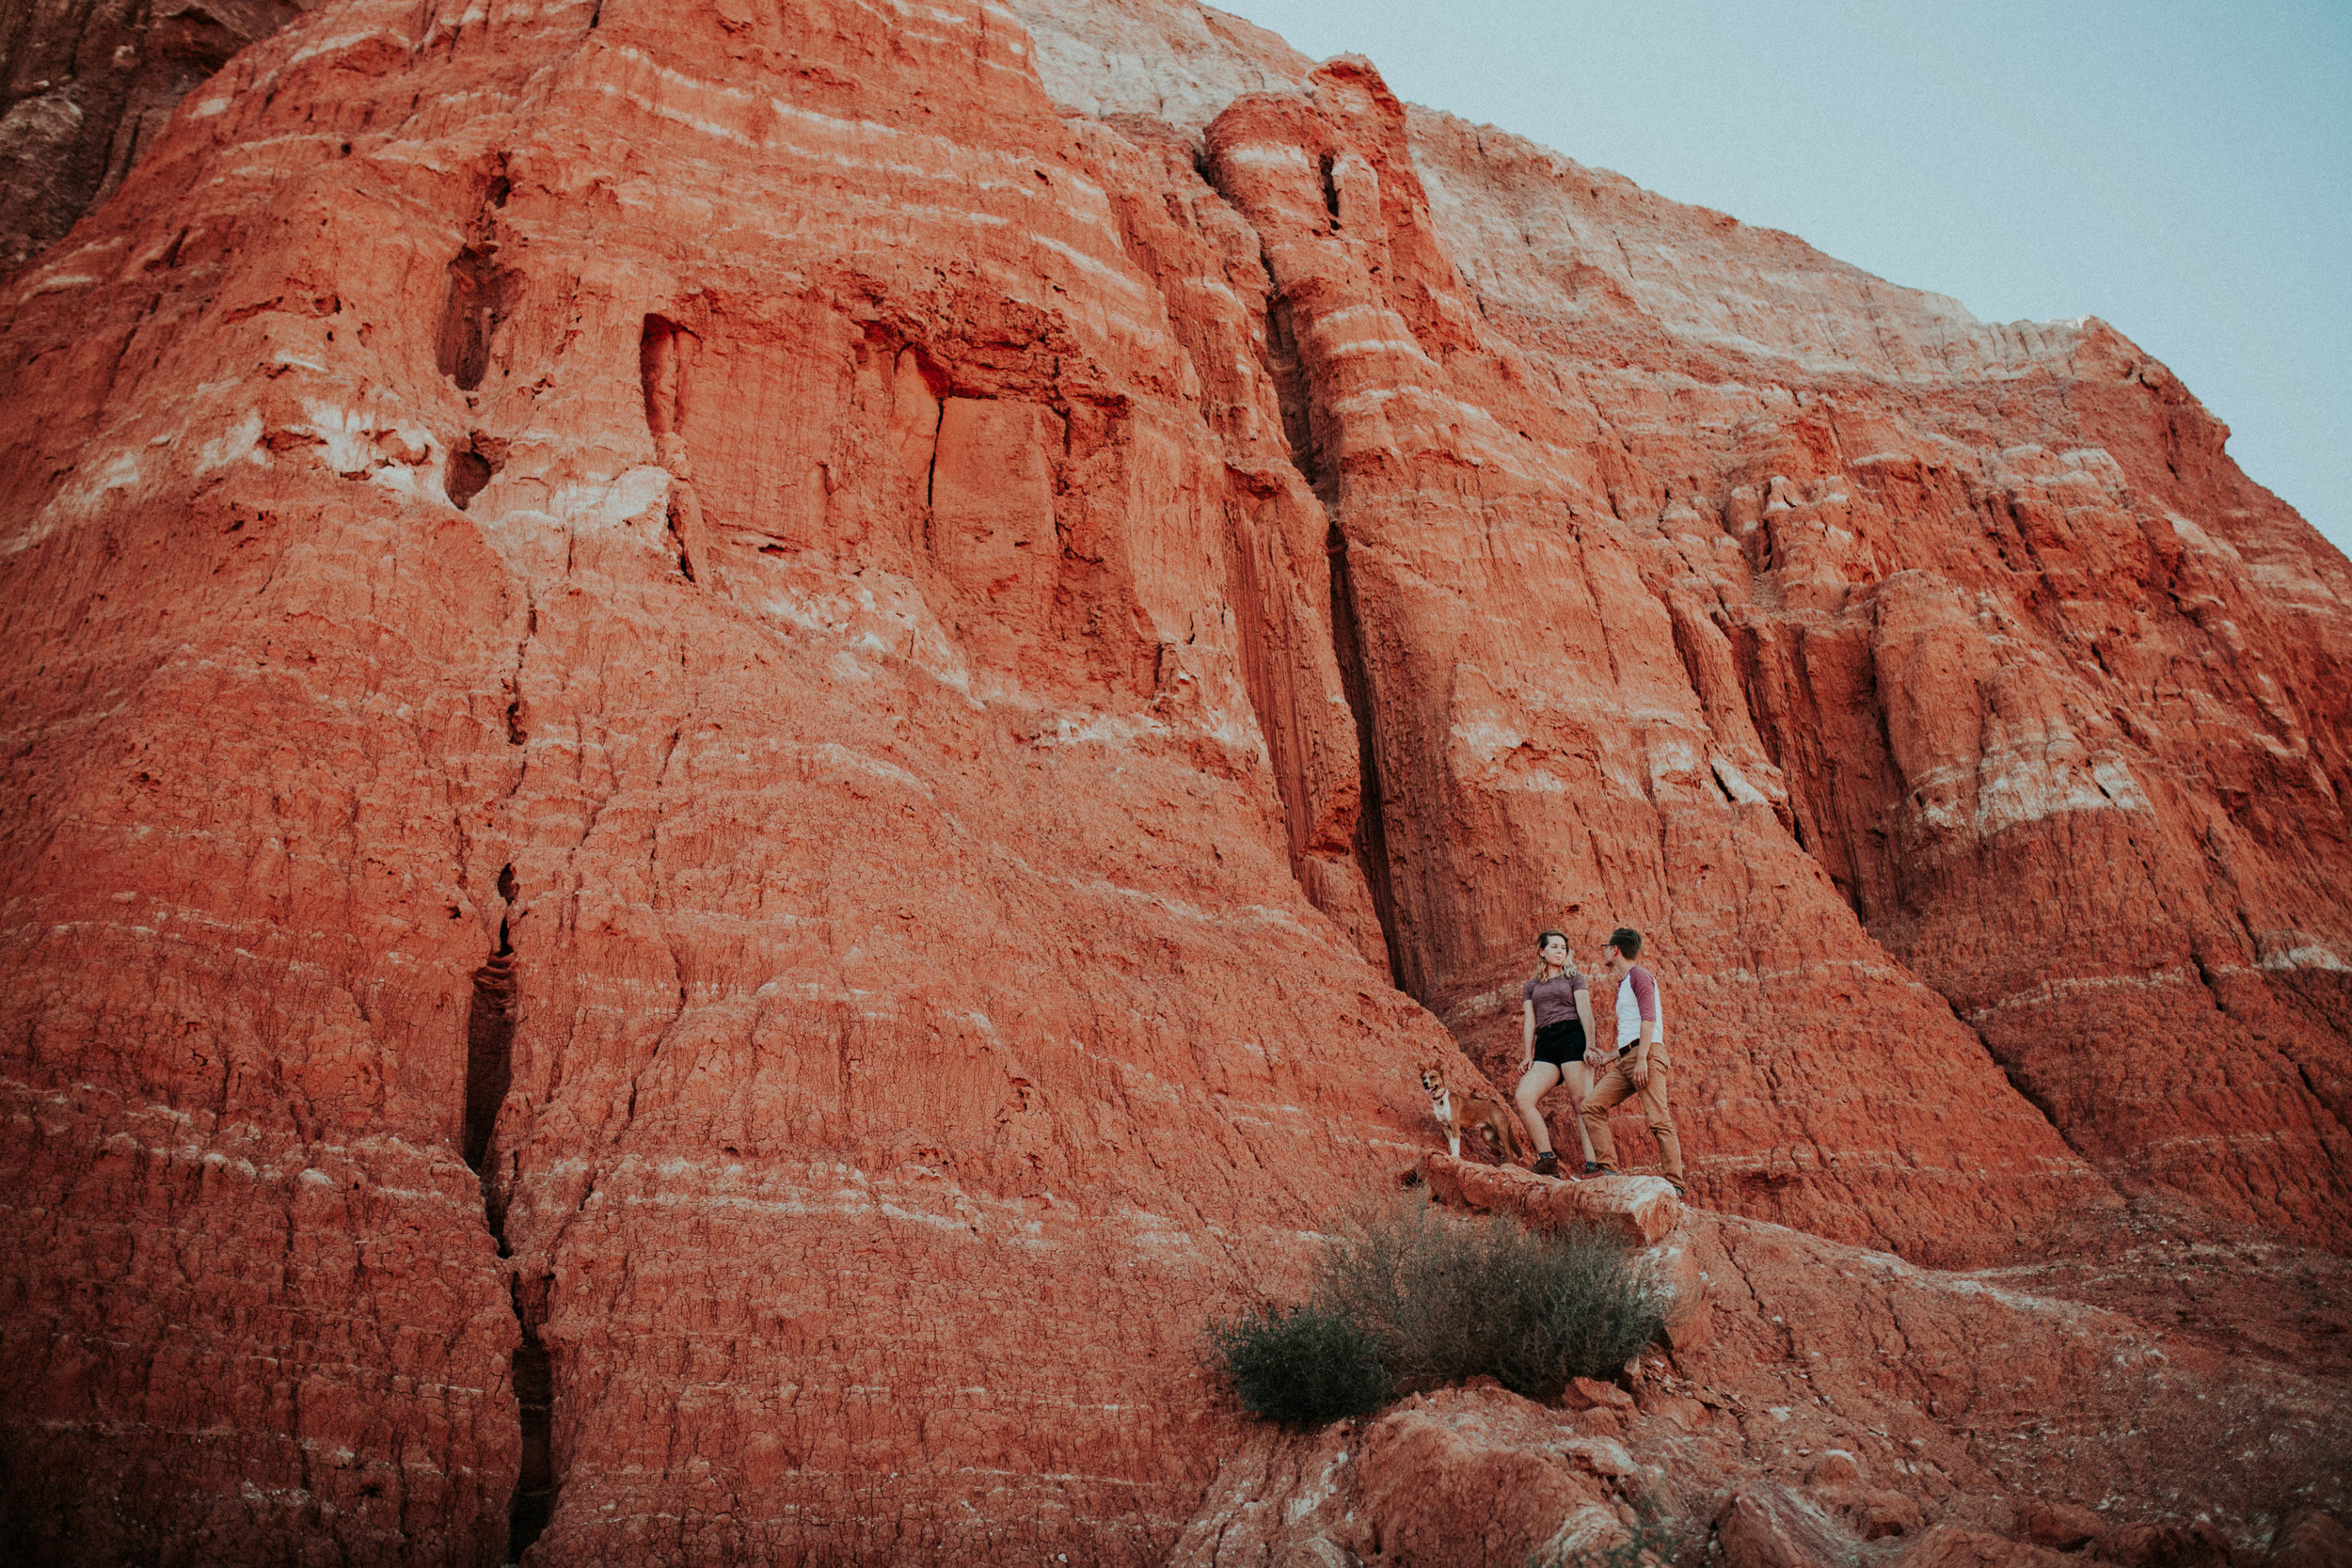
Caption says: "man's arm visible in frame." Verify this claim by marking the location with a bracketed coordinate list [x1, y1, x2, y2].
[1628, 969, 1661, 1087]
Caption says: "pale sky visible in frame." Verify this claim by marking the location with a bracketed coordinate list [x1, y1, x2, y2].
[1226, 0, 2352, 562]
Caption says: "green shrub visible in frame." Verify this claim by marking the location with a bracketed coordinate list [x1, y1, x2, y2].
[1211, 1196, 1669, 1425]
[1205, 1302, 1394, 1426]
[1318, 1196, 1667, 1403]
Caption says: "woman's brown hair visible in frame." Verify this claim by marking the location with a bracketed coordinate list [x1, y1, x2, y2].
[1532, 928, 1569, 982]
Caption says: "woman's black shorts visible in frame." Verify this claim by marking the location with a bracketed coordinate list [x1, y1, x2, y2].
[1533, 1018, 1587, 1066]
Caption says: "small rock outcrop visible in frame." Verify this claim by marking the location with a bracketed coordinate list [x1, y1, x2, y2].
[1175, 1173, 2350, 1567]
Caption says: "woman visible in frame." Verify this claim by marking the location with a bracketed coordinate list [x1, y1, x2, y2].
[1514, 928, 1601, 1179]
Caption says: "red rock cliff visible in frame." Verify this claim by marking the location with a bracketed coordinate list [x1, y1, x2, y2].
[0, 0, 2345, 1561]
[1028, 0, 2352, 1243]
[0, 0, 321, 275]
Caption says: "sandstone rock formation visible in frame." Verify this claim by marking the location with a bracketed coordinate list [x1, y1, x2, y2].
[1033, 0, 2352, 1255]
[1, 0, 2346, 1561]
[1386, 109, 2352, 1249]
[0, 0, 319, 276]
[1176, 1160, 2351, 1568]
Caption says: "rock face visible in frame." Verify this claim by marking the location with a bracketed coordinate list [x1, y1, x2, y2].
[1169, 1193, 2352, 1568]
[0, 0, 2346, 1562]
[1387, 108, 2352, 1246]
[0, 0, 319, 276]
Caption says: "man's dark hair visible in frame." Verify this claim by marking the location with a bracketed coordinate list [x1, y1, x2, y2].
[1609, 927, 1642, 960]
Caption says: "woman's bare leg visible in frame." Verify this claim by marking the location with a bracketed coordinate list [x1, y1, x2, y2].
[1514, 1062, 1563, 1154]
[1563, 1062, 1597, 1163]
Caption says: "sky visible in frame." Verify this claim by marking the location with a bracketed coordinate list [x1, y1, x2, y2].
[1224, 0, 2352, 561]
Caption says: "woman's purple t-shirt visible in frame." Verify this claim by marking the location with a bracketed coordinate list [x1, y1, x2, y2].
[1520, 972, 1588, 1031]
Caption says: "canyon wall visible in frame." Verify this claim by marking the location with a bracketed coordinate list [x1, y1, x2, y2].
[1394, 107, 2352, 1251]
[1025, 0, 2352, 1246]
[1, 0, 320, 276]
[0, 0, 2345, 1561]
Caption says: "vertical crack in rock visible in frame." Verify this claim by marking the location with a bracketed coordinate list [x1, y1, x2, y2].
[1255, 243, 1406, 984]
[1262, 293, 1329, 504]
[642, 313, 709, 583]
[505, 1271, 557, 1563]
[882, 339, 946, 510]
[1194, 60, 1487, 1003]
[1248, 225, 1406, 982]
[436, 245, 516, 391]
[457, 867, 558, 1561]
[1078, 118, 1396, 973]
[461, 915, 517, 1172]
[1325, 515, 1408, 992]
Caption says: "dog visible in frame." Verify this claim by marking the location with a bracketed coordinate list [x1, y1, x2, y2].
[1420, 1065, 1531, 1164]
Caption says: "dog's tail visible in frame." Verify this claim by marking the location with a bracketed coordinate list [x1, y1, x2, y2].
[1470, 1087, 1530, 1164]
[1495, 1101, 1531, 1163]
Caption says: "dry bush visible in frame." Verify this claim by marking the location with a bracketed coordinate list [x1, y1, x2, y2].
[1211, 1195, 1667, 1425]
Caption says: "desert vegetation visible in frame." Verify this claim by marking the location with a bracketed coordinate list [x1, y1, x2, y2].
[1210, 1196, 1669, 1426]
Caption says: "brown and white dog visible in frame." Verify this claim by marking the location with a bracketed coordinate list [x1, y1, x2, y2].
[1421, 1066, 1530, 1164]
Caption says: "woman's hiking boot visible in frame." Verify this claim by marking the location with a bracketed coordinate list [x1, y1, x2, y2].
[1531, 1150, 1560, 1179]
[1582, 1161, 1601, 1177]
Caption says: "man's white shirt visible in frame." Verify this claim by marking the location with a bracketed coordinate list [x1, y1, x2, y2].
[1614, 972, 1662, 1049]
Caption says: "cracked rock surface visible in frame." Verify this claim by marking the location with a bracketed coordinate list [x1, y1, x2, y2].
[0, 0, 2346, 1562]
[1178, 1168, 2349, 1566]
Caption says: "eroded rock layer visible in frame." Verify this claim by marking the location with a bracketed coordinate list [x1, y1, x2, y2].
[1393, 109, 2352, 1247]
[1021, 0, 2352, 1247]
[0, 0, 2345, 1562]
[0, 0, 319, 276]
[1178, 1160, 2352, 1566]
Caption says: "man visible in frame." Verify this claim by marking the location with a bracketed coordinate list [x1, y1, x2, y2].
[1579, 927, 1685, 1196]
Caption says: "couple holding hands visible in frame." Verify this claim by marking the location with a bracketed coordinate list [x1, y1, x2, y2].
[1515, 927, 1685, 1194]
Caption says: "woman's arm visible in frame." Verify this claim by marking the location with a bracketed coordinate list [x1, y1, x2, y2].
[1521, 999, 1536, 1063]
[1574, 985, 1597, 1054]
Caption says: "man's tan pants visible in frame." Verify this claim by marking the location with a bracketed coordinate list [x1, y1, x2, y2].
[1581, 1046, 1684, 1188]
